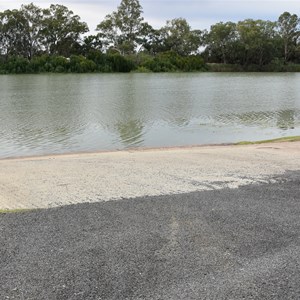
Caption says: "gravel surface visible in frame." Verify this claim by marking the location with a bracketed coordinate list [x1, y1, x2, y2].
[1, 171, 300, 299]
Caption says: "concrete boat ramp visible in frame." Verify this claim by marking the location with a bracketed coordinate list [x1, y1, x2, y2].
[1, 142, 299, 210]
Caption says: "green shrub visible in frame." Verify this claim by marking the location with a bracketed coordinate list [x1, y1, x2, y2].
[28, 55, 50, 73]
[181, 55, 207, 71]
[133, 66, 151, 73]
[207, 63, 243, 72]
[107, 54, 135, 72]
[143, 52, 177, 72]
[50, 56, 69, 72]
[4, 56, 30, 74]
[142, 52, 207, 72]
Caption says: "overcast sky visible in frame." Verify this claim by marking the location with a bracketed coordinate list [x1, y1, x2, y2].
[1, 0, 299, 33]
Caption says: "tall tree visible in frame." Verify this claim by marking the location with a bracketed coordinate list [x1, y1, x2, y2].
[96, 12, 119, 53]
[20, 3, 44, 59]
[82, 35, 103, 54]
[237, 19, 278, 66]
[41, 4, 88, 56]
[160, 18, 202, 55]
[277, 12, 300, 62]
[0, 9, 28, 58]
[206, 22, 237, 64]
[96, 0, 148, 54]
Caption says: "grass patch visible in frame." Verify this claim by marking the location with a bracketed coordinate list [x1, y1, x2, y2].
[0, 209, 33, 214]
[235, 136, 300, 145]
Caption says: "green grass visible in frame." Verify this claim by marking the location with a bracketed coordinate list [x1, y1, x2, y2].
[235, 136, 300, 145]
[0, 209, 33, 214]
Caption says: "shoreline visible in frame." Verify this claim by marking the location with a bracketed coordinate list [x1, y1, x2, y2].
[1, 136, 299, 162]
[0, 142, 235, 161]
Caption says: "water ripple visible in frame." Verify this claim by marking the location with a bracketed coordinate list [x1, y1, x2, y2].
[1, 73, 300, 157]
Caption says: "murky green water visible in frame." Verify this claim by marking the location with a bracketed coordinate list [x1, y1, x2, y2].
[1, 73, 300, 158]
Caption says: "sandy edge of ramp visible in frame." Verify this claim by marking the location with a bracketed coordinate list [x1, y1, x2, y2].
[0, 142, 299, 210]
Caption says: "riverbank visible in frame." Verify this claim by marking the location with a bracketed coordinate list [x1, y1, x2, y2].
[0, 141, 299, 210]
[1, 54, 300, 75]
[235, 135, 300, 145]
[207, 63, 300, 72]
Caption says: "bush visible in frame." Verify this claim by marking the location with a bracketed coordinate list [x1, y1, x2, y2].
[28, 55, 50, 73]
[3, 56, 30, 74]
[133, 66, 151, 73]
[106, 54, 136, 72]
[142, 51, 207, 72]
[181, 55, 207, 71]
[207, 63, 243, 72]
[142, 52, 177, 72]
[48, 56, 69, 72]
[69, 55, 97, 73]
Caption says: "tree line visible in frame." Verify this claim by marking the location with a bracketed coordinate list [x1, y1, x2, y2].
[0, 0, 299, 73]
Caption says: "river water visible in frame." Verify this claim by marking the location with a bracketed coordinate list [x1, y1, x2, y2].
[1, 73, 300, 158]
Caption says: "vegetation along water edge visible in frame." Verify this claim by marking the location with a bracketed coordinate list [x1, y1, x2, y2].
[235, 136, 300, 145]
[0, 209, 33, 214]
[0, 0, 300, 74]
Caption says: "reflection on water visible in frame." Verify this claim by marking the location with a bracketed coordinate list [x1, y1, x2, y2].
[276, 109, 297, 130]
[0, 73, 300, 158]
[217, 109, 298, 130]
[115, 119, 144, 147]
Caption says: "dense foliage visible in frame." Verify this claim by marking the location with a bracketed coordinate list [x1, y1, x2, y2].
[0, 1, 300, 73]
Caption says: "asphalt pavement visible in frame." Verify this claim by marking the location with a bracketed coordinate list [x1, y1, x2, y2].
[1, 170, 300, 299]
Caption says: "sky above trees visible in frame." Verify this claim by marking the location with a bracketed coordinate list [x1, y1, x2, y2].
[0, 0, 299, 33]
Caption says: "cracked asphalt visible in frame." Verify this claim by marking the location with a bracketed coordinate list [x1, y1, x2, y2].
[1, 170, 300, 299]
